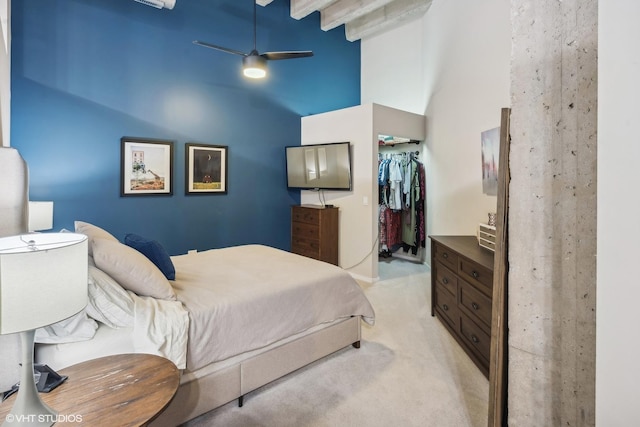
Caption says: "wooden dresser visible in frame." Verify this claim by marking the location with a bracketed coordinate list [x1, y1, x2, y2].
[291, 205, 339, 265]
[430, 235, 494, 378]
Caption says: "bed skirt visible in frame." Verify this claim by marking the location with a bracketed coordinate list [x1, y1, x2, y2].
[149, 316, 362, 426]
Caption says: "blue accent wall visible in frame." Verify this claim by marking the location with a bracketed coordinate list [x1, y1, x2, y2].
[10, 0, 360, 255]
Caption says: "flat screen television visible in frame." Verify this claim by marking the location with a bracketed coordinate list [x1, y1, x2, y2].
[285, 142, 352, 191]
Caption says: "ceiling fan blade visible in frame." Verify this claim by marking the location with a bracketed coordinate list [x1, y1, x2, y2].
[193, 40, 248, 57]
[261, 51, 314, 61]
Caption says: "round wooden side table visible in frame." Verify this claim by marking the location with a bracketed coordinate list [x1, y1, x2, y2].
[0, 353, 179, 426]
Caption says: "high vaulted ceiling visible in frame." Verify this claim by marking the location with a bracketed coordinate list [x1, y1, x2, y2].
[257, 0, 432, 42]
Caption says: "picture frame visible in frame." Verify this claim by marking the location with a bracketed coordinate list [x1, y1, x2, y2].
[185, 143, 228, 195]
[120, 137, 174, 197]
[481, 126, 500, 196]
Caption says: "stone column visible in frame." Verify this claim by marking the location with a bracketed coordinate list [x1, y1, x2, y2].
[508, 1, 597, 425]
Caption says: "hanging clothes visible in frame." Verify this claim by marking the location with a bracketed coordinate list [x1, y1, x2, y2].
[377, 150, 426, 257]
[400, 155, 426, 254]
[379, 204, 403, 251]
[388, 159, 403, 210]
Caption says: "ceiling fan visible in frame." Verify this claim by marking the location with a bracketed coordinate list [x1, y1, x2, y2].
[193, 1, 313, 79]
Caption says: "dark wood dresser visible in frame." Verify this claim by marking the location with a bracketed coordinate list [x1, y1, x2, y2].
[430, 235, 494, 378]
[291, 205, 339, 265]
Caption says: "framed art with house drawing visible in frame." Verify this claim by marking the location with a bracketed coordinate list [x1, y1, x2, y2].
[120, 137, 173, 197]
[185, 143, 228, 195]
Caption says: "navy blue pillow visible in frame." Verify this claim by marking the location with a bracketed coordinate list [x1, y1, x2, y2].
[124, 233, 176, 280]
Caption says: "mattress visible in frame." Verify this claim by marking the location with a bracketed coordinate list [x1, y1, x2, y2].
[172, 245, 375, 371]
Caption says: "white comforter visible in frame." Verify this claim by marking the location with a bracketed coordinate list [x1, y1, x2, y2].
[171, 245, 375, 371]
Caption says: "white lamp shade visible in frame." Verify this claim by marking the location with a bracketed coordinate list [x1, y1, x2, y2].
[28, 201, 54, 231]
[0, 233, 88, 335]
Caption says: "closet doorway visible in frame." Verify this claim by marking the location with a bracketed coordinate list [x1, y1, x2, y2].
[377, 134, 428, 281]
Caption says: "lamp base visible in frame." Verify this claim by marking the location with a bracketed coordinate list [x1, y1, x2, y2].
[1, 330, 56, 427]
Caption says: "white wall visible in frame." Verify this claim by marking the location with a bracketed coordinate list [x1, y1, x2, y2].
[301, 105, 376, 281]
[361, 18, 425, 115]
[597, 1, 640, 424]
[361, 0, 510, 246]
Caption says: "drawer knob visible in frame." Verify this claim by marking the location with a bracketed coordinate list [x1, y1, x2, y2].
[471, 334, 479, 343]
[472, 302, 479, 310]
[443, 278, 449, 284]
[472, 270, 480, 279]
[443, 304, 449, 311]
[442, 253, 449, 259]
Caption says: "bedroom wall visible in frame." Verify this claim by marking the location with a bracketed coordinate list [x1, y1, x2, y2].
[597, 1, 640, 424]
[301, 105, 374, 280]
[361, 0, 510, 251]
[8, 0, 360, 255]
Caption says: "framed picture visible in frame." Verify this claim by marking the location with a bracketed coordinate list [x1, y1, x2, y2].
[481, 127, 500, 196]
[185, 143, 228, 195]
[120, 137, 173, 197]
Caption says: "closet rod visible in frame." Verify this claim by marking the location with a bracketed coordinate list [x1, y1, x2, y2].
[378, 140, 421, 146]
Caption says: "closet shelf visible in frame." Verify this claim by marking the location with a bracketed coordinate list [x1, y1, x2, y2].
[378, 134, 421, 146]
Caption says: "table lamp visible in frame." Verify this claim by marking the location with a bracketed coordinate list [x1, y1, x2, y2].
[27, 202, 54, 232]
[0, 233, 87, 427]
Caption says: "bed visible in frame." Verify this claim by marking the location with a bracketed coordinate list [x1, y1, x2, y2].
[34, 221, 376, 426]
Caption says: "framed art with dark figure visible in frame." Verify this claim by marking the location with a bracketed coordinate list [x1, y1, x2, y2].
[185, 143, 228, 194]
[120, 137, 174, 197]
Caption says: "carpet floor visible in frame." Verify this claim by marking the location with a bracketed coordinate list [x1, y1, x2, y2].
[183, 258, 489, 427]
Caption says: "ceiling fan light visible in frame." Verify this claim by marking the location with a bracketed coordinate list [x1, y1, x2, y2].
[242, 55, 267, 79]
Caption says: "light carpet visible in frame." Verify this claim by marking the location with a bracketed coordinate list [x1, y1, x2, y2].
[183, 258, 488, 427]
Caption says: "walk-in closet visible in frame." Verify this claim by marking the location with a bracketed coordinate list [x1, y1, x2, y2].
[301, 103, 427, 283]
[377, 134, 427, 280]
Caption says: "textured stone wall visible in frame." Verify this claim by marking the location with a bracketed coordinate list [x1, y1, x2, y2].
[508, 1, 597, 425]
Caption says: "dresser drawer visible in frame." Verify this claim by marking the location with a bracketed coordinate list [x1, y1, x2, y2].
[434, 282, 459, 332]
[459, 258, 493, 296]
[459, 315, 491, 364]
[291, 221, 319, 241]
[292, 208, 320, 225]
[459, 280, 492, 328]
[292, 238, 320, 258]
[435, 262, 457, 296]
[433, 243, 458, 271]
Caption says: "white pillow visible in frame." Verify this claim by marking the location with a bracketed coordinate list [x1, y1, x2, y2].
[86, 265, 135, 328]
[74, 221, 119, 256]
[92, 238, 177, 301]
[35, 310, 98, 344]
